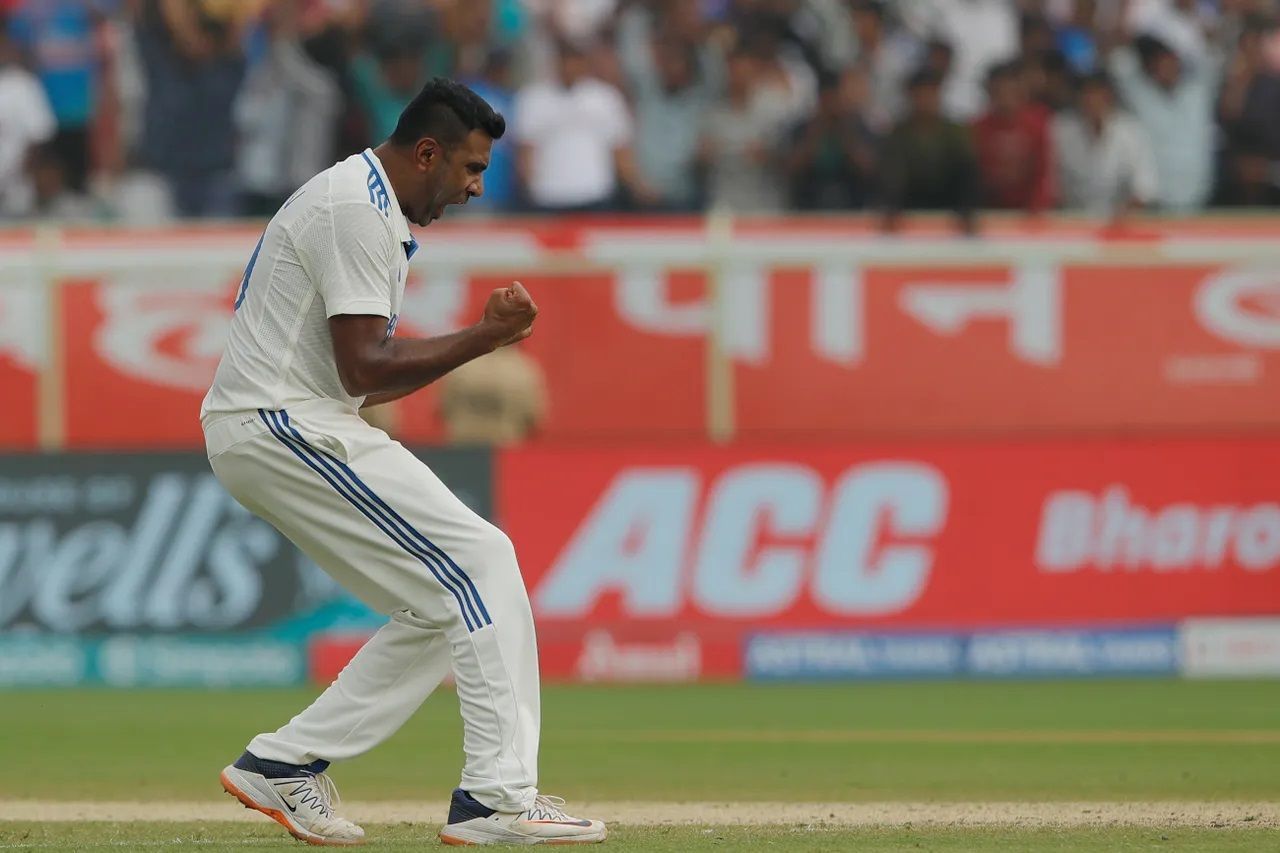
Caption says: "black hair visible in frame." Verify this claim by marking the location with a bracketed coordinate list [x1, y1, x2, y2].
[1231, 123, 1271, 158]
[1241, 13, 1275, 38]
[1134, 34, 1176, 66]
[908, 67, 944, 90]
[925, 38, 954, 60]
[1039, 48, 1070, 76]
[1077, 70, 1115, 95]
[1020, 13, 1053, 39]
[555, 36, 590, 59]
[852, 0, 886, 20]
[390, 77, 506, 146]
[986, 59, 1023, 87]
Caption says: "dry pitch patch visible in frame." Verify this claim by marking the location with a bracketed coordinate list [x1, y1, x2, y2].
[1, 800, 1276, 828]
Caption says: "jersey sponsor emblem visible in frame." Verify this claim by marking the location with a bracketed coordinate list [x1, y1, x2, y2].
[362, 152, 392, 217]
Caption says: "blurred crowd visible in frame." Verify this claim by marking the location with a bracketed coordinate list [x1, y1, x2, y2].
[4, 0, 1280, 228]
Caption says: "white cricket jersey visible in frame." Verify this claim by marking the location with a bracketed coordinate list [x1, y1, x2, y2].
[200, 149, 418, 423]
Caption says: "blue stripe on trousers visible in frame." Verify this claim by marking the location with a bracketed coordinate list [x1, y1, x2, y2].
[260, 408, 484, 631]
[276, 409, 492, 628]
[257, 409, 488, 632]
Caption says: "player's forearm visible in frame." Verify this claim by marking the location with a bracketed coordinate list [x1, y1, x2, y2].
[341, 325, 500, 398]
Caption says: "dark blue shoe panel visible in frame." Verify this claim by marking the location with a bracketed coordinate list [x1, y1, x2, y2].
[233, 750, 331, 779]
[448, 788, 497, 824]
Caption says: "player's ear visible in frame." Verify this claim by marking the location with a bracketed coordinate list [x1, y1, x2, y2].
[414, 137, 442, 169]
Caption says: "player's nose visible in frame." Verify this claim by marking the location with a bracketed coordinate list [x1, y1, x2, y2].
[469, 176, 484, 199]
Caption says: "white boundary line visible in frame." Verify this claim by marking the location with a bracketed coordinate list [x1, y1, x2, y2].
[0, 801, 1276, 828]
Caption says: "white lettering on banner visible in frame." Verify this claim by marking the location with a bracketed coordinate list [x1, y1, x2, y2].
[691, 464, 821, 616]
[0, 475, 275, 631]
[534, 462, 947, 619]
[575, 630, 701, 682]
[1036, 486, 1280, 573]
[615, 266, 707, 336]
[614, 265, 770, 361]
[898, 265, 1062, 366]
[534, 469, 699, 617]
[613, 263, 858, 366]
[720, 265, 769, 363]
[813, 463, 948, 614]
[813, 264, 863, 365]
[612, 260, 1058, 368]
[0, 279, 47, 369]
[96, 281, 231, 391]
[1194, 267, 1280, 349]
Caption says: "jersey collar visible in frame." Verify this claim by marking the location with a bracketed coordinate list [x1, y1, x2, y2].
[361, 148, 416, 254]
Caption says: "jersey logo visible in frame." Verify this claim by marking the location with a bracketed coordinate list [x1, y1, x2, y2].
[385, 313, 399, 340]
[233, 232, 266, 311]
[362, 152, 392, 218]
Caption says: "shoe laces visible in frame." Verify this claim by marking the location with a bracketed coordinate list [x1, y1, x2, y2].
[528, 794, 571, 822]
[287, 771, 340, 819]
[312, 773, 341, 817]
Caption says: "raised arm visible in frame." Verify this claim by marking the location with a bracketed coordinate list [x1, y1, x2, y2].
[332, 283, 537, 401]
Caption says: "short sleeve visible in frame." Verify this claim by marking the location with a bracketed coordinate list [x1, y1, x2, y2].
[301, 202, 396, 319]
[512, 87, 543, 143]
[11, 73, 56, 146]
[599, 87, 633, 148]
[1123, 118, 1160, 206]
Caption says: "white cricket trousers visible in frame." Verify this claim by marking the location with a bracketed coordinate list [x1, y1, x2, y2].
[203, 398, 540, 812]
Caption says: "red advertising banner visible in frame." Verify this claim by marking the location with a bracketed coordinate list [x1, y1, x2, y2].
[3, 218, 1280, 448]
[499, 438, 1280, 678]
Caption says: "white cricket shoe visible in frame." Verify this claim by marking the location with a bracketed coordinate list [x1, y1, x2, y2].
[220, 751, 365, 846]
[439, 788, 607, 845]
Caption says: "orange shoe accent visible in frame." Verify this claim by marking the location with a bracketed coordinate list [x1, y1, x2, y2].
[219, 769, 364, 847]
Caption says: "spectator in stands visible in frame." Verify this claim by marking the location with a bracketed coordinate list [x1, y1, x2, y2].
[1217, 16, 1280, 204]
[912, 0, 1020, 120]
[1056, 0, 1101, 74]
[235, 0, 341, 216]
[513, 38, 655, 212]
[0, 22, 56, 217]
[133, 0, 249, 218]
[880, 68, 978, 233]
[438, 0, 496, 81]
[849, 0, 919, 132]
[459, 48, 517, 212]
[7, 0, 102, 195]
[697, 43, 792, 212]
[785, 68, 879, 210]
[1020, 13, 1058, 63]
[29, 139, 102, 220]
[1127, 0, 1213, 65]
[521, 0, 620, 84]
[1216, 125, 1280, 206]
[921, 37, 955, 81]
[1053, 71, 1159, 217]
[1029, 48, 1077, 113]
[351, 39, 431, 146]
[363, 0, 434, 59]
[972, 60, 1054, 213]
[618, 5, 716, 211]
[1110, 33, 1219, 211]
[737, 24, 818, 128]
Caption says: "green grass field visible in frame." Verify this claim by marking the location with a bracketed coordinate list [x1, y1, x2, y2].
[1, 680, 1278, 851]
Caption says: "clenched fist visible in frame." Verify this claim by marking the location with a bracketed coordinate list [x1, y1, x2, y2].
[480, 281, 538, 348]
